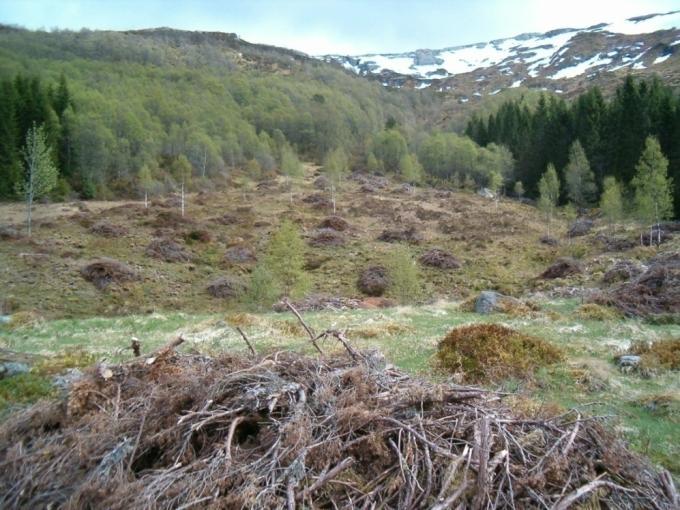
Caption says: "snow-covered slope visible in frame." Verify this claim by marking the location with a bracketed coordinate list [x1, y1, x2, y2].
[323, 11, 680, 97]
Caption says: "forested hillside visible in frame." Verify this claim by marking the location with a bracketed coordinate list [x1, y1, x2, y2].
[0, 26, 678, 220]
[0, 26, 442, 199]
[467, 76, 680, 215]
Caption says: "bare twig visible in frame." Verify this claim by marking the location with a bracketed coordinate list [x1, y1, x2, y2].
[235, 327, 256, 356]
[284, 299, 323, 355]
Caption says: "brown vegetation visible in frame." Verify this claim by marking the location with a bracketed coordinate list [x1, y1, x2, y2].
[377, 226, 423, 244]
[206, 276, 245, 299]
[318, 215, 350, 232]
[540, 258, 582, 279]
[629, 338, 680, 371]
[309, 228, 345, 247]
[89, 221, 128, 237]
[419, 248, 461, 269]
[80, 258, 138, 290]
[436, 324, 564, 383]
[357, 266, 389, 296]
[145, 239, 193, 263]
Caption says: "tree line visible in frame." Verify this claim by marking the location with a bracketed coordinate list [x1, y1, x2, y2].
[466, 76, 680, 217]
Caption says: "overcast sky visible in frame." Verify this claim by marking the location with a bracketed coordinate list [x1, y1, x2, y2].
[1, 0, 679, 55]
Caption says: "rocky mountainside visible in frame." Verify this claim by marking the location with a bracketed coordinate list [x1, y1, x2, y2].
[323, 10, 680, 100]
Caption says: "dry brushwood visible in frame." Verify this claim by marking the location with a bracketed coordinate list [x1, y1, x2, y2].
[592, 252, 679, 317]
[358, 265, 390, 296]
[378, 226, 423, 244]
[0, 340, 676, 509]
[89, 221, 128, 238]
[539, 257, 582, 279]
[146, 238, 194, 263]
[80, 258, 139, 290]
[419, 248, 461, 269]
[206, 276, 246, 299]
[318, 215, 350, 232]
[308, 228, 346, 247]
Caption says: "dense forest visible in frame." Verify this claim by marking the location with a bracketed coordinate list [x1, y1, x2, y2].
[0, 26, 678, 219]
[466, 76, 680, 216]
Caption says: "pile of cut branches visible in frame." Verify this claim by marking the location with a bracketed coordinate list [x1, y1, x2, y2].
[0, 341, 676, 509]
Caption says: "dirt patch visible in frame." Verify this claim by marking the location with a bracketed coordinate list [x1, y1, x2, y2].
[568, 218, 594, 237]
[80, 258, 138, 290]
[436, 323, 564, 383]
[539, 235, 559, 246]
[224, 246, 256, 264]
[89, 221, 128, 237]
[540, 258, 582, 279]
[183, 229, 212, 243]
[150, 211, 194, 229]
[377, 226, 423, 244]
[309, 228, 345, 247]
[145, 239, 193, 263]
[602, 260, 644, 285]
[419, 248, 461, 269]
[415, 206, 445, 221]
[358, 266, 389, 296]
[206, 276, 245, 299]
[302, 193, 332, 210]
[0, 226, 22, 241]
[318, 215, 350, 232]
[596, 235, 636, 252]
[211, 213, 240, 225]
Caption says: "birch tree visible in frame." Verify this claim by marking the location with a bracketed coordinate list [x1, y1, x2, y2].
[16, 123, 57, 236]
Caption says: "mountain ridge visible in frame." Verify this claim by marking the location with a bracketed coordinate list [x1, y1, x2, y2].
[322, 10, 680, 99]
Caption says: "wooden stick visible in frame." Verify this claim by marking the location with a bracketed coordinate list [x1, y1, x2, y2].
[299, 457, 354, 500]
[553, 477, 633, 510]
[284, 299, 323, 355]
[130, 338, 141, 357]
[235, 327, 256, 356]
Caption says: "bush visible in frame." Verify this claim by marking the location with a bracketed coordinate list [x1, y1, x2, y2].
[575, 303, 621, 321]
[386, 247, 421, 304]
[80, 258, 139, 290]
[357, 266, 389, 297]
[436, 324, 564, 383]
[245, 265, 280, 309]
[629, 338, 680, 371]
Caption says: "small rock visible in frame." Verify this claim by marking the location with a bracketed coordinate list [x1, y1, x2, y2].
[0, 361, 30, 379]
[475, 291, 499, 314]
[617, 355, 641, 368]
[568, 218, 594, 237]
[52, 368, 84, 392]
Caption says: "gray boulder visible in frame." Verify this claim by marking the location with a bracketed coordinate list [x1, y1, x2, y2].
[0, 361, 30, 379]
[568, 218, 594, 237]
[475, 291, 500, 314]
[617, 355, 641, 368]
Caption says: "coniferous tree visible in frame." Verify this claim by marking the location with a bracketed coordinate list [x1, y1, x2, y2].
[262, 220, 309, 298]
[600, 176, 624, 230]
[564, 140, 597, 208]
[631, 136, 674, 243]
[538, 163, 560, 234]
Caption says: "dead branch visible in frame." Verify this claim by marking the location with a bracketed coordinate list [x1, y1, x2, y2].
[235, 327, 256, 356]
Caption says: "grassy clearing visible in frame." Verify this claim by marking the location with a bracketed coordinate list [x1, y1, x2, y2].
[1, 298, 678, 474]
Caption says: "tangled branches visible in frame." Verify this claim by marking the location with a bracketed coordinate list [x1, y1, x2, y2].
[0, 343, 676, 508]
